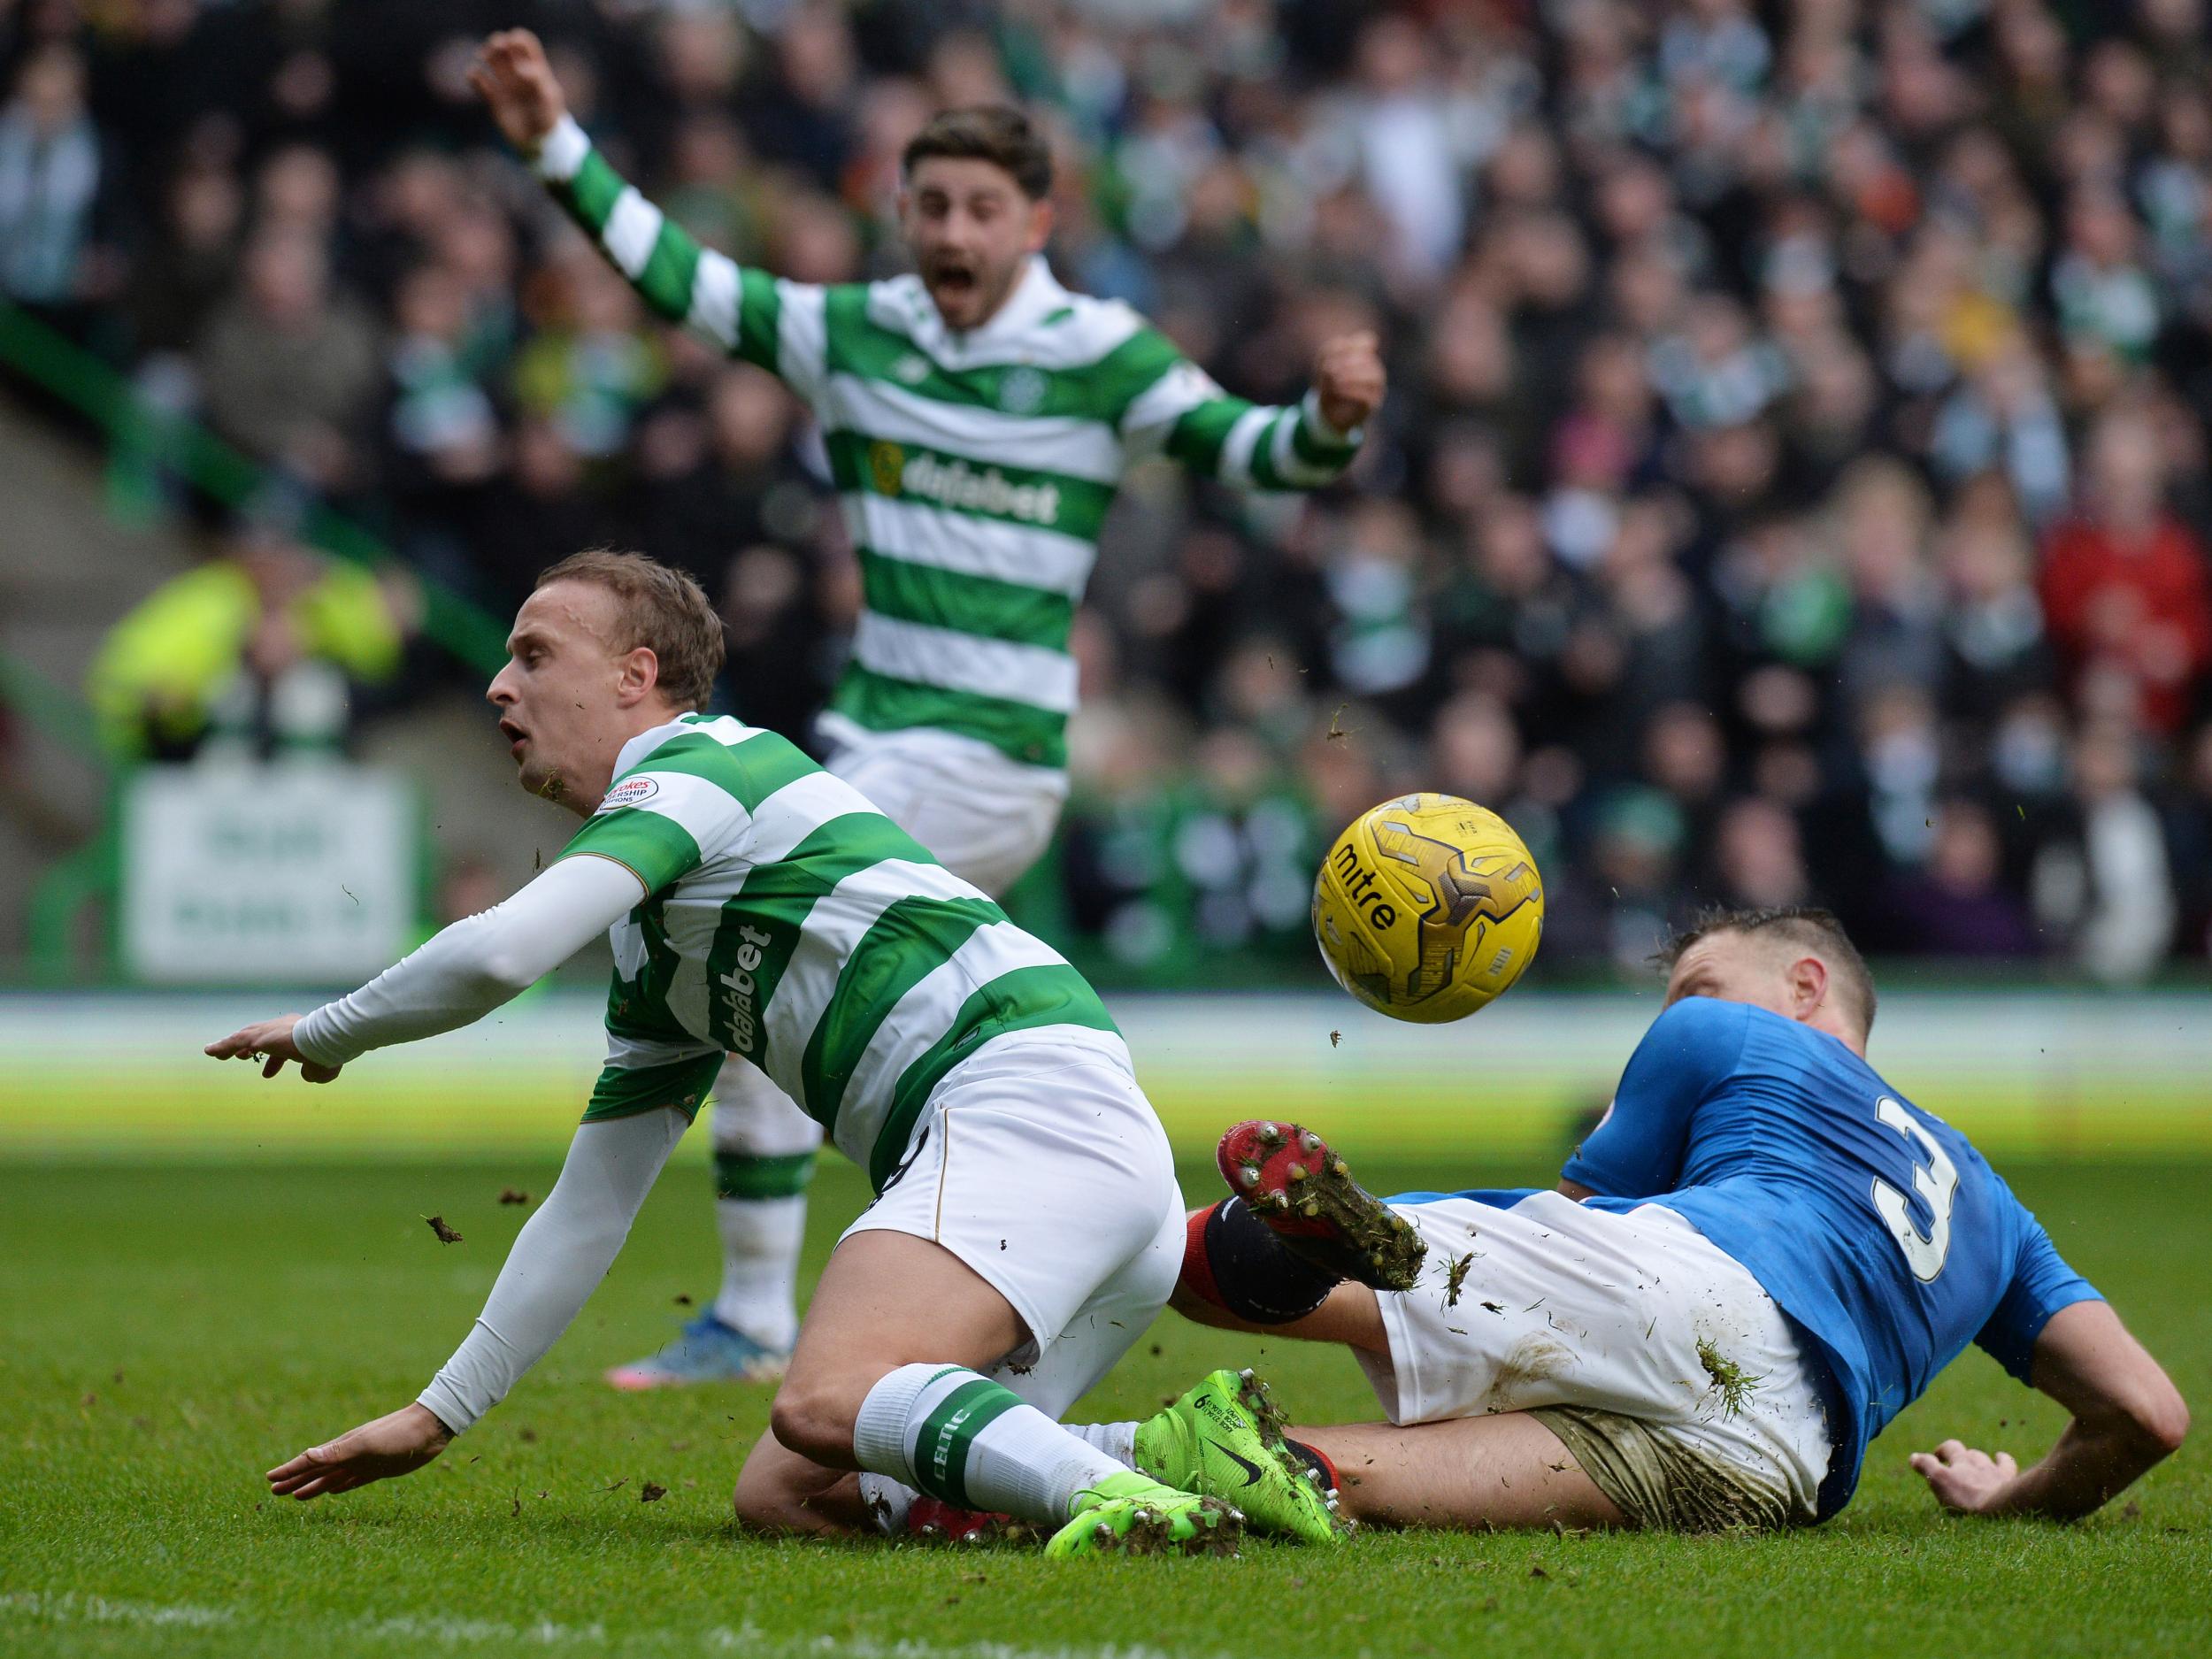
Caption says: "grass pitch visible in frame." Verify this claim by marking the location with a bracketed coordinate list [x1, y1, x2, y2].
[3, 1154, 2207, 1659]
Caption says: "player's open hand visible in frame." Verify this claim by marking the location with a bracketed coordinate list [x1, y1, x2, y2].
[1314, 330, 1386, 437]
[204, 1014, 342, 1083]
[1910, 1439, 2019, 1515]
[470, 28, 567, 154]
[267, 1404, 453, 1501]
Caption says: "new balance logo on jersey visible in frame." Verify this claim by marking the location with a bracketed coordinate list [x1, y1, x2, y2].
[718, 924, 773, 1056]
[872, 442, 1063, 526]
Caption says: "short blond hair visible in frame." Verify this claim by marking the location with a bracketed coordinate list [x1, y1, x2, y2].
[535, 549, 724, 710]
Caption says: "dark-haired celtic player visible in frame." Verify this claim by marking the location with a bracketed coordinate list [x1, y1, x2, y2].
[470, 27, 1384, 1392]
[1141, 908, 2189, 1531]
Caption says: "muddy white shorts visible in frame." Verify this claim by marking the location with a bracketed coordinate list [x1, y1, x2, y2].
[1360, 1189, 1835, 1531]
[818, 720, 1068, 899]
[840, 1026, 1183, 1417]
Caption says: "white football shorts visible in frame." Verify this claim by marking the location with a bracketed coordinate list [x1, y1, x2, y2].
[819, 720, 1068, 899]
[840, 1026, 1184, 1417]
[1360, 1189, 1835, 1530]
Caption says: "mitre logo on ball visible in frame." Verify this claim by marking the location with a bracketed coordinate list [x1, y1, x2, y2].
[1312, 792, 1544, 1023]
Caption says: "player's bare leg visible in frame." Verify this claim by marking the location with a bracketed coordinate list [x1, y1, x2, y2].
[733, 1228, 1240, 1554]
[730, 1431, 872, 1534]
[1292, 1413, 1627, 1531]
[733, 1227, 1026, 1529]
[1164, 1124, 1624, 1532]
[1164, 1275, 1623, 1530]
[1169, 1273, 1388, 1350]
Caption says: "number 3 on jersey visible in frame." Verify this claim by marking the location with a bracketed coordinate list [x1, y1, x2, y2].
[1871, 1096, 1958, 1281]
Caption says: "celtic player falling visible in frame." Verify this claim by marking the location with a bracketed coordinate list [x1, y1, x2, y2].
[207, 551, 1339, 1556]
[468, 28, 1386, 1391]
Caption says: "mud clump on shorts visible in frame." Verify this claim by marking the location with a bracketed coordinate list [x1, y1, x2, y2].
[1487, 1333, 1573, 1413]
[1695, 1336, 1765, 1420]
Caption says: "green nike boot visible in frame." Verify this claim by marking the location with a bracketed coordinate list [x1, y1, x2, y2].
[1043, 1470, 1243, 1558]
[1133, 1368, 1342, 1544]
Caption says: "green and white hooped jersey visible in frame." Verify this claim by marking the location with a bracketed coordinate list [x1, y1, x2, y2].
[563, 714, 1118, 1188]
[534, 117, 1362, 772]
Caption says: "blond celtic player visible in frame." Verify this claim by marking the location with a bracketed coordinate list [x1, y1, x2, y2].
[469, 28, 1386, 1389]
[209, 551, 1339, 1555]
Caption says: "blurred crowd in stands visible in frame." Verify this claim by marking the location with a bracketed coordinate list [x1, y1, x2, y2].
[6, 0, 2212, 983]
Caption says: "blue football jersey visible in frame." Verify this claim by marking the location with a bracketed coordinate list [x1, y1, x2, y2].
[1547, 995, 2100, 1517]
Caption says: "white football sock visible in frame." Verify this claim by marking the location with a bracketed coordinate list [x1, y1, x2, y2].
[711, 1190, 805, 1349]
[1068, 1421, 1138, 1467]
[853, 1363, 1126, 1525]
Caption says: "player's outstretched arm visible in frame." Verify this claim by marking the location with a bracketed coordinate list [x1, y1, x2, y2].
[471, 29, 821, 391]
[205, 856, 643, 1079]
[1118, 328, 1381, 493]
[1912, 1301, 2189, 1520]
[266, 1105, 691, 1499]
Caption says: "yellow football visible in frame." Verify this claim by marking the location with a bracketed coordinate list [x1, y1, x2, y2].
[1312, 792, 1545, 1023]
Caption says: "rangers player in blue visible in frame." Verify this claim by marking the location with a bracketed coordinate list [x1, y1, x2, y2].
[1141, 907, 2188, 1531]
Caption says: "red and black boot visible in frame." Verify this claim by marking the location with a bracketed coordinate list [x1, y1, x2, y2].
[1215, 1121, 1426, 1292]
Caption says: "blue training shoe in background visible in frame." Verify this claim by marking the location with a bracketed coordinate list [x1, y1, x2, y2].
[604, 1313, 791, 1389]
